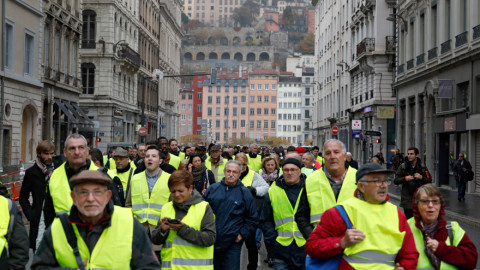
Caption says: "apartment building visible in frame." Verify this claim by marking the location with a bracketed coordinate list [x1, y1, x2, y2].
[277, 74, 303, 145]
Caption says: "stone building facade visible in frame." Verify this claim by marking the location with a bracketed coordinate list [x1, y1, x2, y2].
[277, 75, 303, 145]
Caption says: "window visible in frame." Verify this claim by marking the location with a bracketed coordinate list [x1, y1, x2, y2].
[81, 63, 95, 94]
[224, 96, 229, 104]
[241, 132, 246, 138]
[257, 108, 262, 115]
[63, 34, 70, 73]
[224, 108, 229, 116]
[188, 94, 193, 100]
[233, 96, 238, 104]
[250, 120, 254, 128]
[293, 114, 297, 120]
[215, 120, 220, 128]
[241, 120, 246, 127]
[272, 84, 276, 89]
[182, 104, 186, 110]
[250, 108, 255, 115]
[188, 115, 192, 120]
[208, 86, 213, 92]
[271, 120, 275, 128]
[250, 84, 255, 90]
[232, 120, 237, 128]
[271, 96, 276, 103]
[257, 96, 262, 102]
[216, 96, 221, 104]
[250, 96, 255, 102]
[197, 117, 202, 125]
[279, 103, 282, 108]
[264, 108, 268, 115]
[257, 120, 261, 128]
[233, 107, 237, 116]
[224, 120, 228, 128]
[208, 96, 212, 104]
[197, 92, 202, 100]
[305, 87, 310, 95]
[265, 84, 269, 90]
[207, 107, 212, 115]
[182, 94, 186, 99]
[225, 86, 229, 92]
[232, 132, 237, 138]
[233, 86, 238, 93]
[258, 84, 262, 90]
[188, 104, 192, 110]
[181, 115, 186, 120]
[241, 96, 246, 102]
[305, 98, 310, 106]
[82, 10, 96, 48]
[241, 107, 246, 115]
[5, 22, 14, 69]
[264, 96, 269, 102]
[215, 132, 220, 141]
[24, 32, 35, 75]
[242, 86, 246, 92]
[264, 120, 268, 129]
[305, 110, 310, 118]
[216, 86, 221, 93]
[271, 108, 276, 114]
[278, 114, 282, 120]
[216, 107, 220, 115]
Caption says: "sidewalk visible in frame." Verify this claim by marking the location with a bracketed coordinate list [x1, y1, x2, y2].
[389, 183, 480, 228]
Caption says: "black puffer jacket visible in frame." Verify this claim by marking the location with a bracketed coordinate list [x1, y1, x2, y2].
[394, 157, 430, 209]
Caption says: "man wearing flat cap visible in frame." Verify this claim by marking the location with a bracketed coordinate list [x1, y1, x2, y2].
[305, 163, 419, 270]
[262, 158, 308, 269]
[113, 147, 135, 200]
[205, 144, 227, 182]
[32, 170, 160, 269]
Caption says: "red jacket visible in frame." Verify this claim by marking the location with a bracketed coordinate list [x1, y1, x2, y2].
[305, 201, 419, 270]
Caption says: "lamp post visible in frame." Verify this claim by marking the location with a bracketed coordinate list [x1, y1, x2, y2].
[336, 61, 350, 144]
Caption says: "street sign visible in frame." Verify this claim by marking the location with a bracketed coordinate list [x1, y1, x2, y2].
[138, 127, 147, 136]
[332, 126, 338, 135]
[352, 130, 361, 139]
[363, 130, 382, 136]
[352, 120, 362, 130]
[99, 132, 104, 136]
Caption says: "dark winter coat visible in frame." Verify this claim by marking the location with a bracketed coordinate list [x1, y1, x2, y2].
[19, 162, 47, 249]
[394, 157, 430, 209]
[203, 179, 258, 252]
[453, 159, 473, 183]
[193, 169, 216, 195]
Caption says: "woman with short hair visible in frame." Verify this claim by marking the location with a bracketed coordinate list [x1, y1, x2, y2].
[187, 154, 215, 195]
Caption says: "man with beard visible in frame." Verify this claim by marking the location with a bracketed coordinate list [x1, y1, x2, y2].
[113, 148, 135, 201]
[32, 170, 159, 269]
[305, 163, 418, 270]
[128, 147, 138, 162]
[169, 138, 185, 160]
[295, 139, 357, 239]
[157, 137, 181, 169]
[135, 143, 147, 167]
[394, 147, 430, 219]
[195, 145, 208, 161]
[247, 143, 262, 172]
[19, 140, 55, 252]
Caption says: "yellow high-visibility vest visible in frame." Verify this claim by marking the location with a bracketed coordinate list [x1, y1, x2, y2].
[49, 161, 98, 214]
[0, 196, 10, 257]
[341, 198, 405, 270]
[168, 154, 181, 169]
[131, 171, 171, 225]
[160, 201, 214, 270]
[51, 206, 133, 269]
[205, 158, 226, 182]
[305, 167, 357, 223]
[114, 167, 135, 197]
[268, 182, 305, 247]
[247, 155, 262, 172]
[408, 218, 463, 270]
[241, 169, 256, 187]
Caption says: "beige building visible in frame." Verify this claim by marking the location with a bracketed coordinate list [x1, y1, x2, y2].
[1, 0, 43, 166]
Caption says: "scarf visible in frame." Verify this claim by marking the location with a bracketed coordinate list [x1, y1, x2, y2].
[248, 152, 257, 158]
[261, 169, 278, 184]
[421, 220, 441, 270]
[192, 163, 207, 183]
[240, 166, 250, 180]
[36, 157, 54, 182]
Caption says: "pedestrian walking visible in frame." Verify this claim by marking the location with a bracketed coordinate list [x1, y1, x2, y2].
[306, 163, 419, 270]
[205, 144, 227, 182]
[345, 152, 359, 169]
[408, 184, 478, 269]
[158, 137, 181, 169]
[19, 140, 55, 252]
[113, 148, 135, 200]
[390, 149, 404, 171]
[394, 147, 431, 219]
[32, 170, 159, 269]
[262, 158, 307, 270]
[453, 153, 473, 201]
[152, 170, 216, 269]
[187, 154, 215, 194]
[260, 155, 279, 186]
[203, 160, 258, 270]
[247, 143, 262, 172]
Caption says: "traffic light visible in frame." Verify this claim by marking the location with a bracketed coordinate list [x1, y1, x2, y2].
[210, 68, 217, 85]
[376, 138, 381, 144]
[97, 138, 101, 142]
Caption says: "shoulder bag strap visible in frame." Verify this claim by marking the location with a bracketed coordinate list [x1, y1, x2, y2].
[446, 221, 454, 244]
[334, 205, 353, 229]
[126, 168, 134, 197]
[6, 199, 15, 243]
[59, 214, 85, 270]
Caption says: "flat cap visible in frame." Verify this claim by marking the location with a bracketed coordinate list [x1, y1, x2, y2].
[356, 163, 393, 183]
[282, 158, 302, 169]
[113, 148, 129, 158]
[70, 170, 112, 187]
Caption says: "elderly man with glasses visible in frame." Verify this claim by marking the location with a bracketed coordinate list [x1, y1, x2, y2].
[305, 163, 419, 270]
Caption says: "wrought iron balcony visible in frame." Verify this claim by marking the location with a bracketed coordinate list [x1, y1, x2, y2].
[441, 40, 451, 54]
[81, 40, 96, 49]
[118, 45, 141, 68]
[416, 53, 425, 65]
[397, 64, 404, 74]
[474, 25, 480, 40]
[407, 59, 414, 70]
[428, 47, 437, 60]
[386, 36, 396, 52]
[455, 31, 468, 47]
[356, 37, 375, 56]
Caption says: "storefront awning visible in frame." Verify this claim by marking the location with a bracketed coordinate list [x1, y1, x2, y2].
[71, 103, 94, 125]
[55, 100, 78, 124]
[64, 102, 93, 127]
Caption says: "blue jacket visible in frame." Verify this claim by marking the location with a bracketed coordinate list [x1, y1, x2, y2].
[203, 179, 258, 252]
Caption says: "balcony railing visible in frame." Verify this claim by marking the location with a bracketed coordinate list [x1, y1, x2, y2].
[397, 64, 404, 74]
[386, 36, 396, 52]
[428, 47, 437, 60]
[455, 31, 468, 47]
[82, 40, 96, 49]
[407, 59, 414, 70]
[474, 25, 480, 40]
[356, 37, 375, 56]
[416, 53, 425, 65]
[118, 45, 141, 68]
[441, 40, 451, 54]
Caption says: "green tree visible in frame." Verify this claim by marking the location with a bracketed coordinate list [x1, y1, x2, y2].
[233, 6, 254, 27]
[181, 12, 190, 25]
[299, 32, 315, 54]
[281, 6, 294, 26]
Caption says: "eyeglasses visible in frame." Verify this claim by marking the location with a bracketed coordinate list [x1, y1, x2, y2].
[417, 199, 441, 205]
[242, 163, 248, 166]
[360, 179, 391, 186]
[75, 189, 108, 198]
[283, 168, 300, 173]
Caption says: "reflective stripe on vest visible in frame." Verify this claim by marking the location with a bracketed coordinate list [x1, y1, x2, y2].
[241, 170, 256, 187]
[160, 201, 214, 270]
[168, 154, 181, 169]
[268, 182, 306, 247]
[0, 196, 10, 257]
[51, 206, 133, 269]
[247, 155, 262, 172]
[408, 218, 463, 270]
[341, 198, 405, 269]
[306, 167, 357, 224]
[131, 171, 171, 225]
[205, 158, 226, 182]
[49, 162, 99, 214]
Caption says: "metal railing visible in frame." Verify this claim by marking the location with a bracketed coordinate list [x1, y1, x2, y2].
[356, 37, 375, 56]
[416, 53, 425, 65]
[455, 31, 468, 47]
[441, 40, 451, 54]
[428, 47, 437, 60]
[473, 25, 480, 40]
[407, 59, 414, 70]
